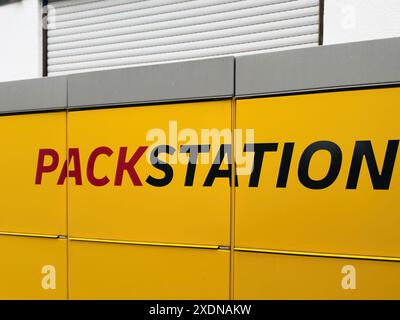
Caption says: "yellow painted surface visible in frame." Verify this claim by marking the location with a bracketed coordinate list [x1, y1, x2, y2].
[236, 88, 400, 257]
[0, 90, 398, 299]
[70, 240, 230, 300]
[68, 101, 231, 246]
[0, 235, 67, 299]
[0, 113, 66, 235]
[234, 251, 400, 300]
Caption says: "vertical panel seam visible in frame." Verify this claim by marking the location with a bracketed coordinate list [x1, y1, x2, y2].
[66, 78, 70, 301]
[229, 57, 237, 300]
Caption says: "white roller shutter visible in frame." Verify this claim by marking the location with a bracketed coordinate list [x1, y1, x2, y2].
[47, 0, 320, 76]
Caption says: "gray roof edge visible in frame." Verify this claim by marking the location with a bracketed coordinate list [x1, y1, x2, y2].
[236, 37, 400, 97]
[0, 76, 67, 115]
[1, 37, 399, 114]
[67, 56, 235, 108]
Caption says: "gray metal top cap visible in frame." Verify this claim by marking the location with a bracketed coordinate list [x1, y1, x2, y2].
[236, 37, 400, 97]
[67, 57, 235, 108]
[0, 76, 67, 114]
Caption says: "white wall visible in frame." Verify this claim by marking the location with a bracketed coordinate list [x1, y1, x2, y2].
[0, 0, 42, 82]
[324, 0, 400, 45]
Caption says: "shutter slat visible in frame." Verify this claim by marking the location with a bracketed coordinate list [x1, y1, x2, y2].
[48, 7, 318, 49]
[49, 33, 319, 73]
[51, 0, 173, 16]
[49, 16, 318, 58]
[48, 0, 318, 36]
[48, 42, 317, 76]
[51, 0, 243, 23]
[49, 26, 318, 65]
[47, 0, 320, 76]
[49, 25, 318, 65]
[50, 0, 100, 10]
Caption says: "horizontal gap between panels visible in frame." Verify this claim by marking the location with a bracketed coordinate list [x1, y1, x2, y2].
[69, 237, 228, 250]
[0, 231, 63, 240]
[235, 248, 400, 263]
[67, 96, 234, 111]
[235, 82, 400, 100]
[0, 108, 67, 117]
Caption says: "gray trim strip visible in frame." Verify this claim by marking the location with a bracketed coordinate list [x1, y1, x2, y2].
[0, 76, 67, 114]
[236, 37, 400, 97]
[1, 38, 399, 114]
[67, 57, 234, 109]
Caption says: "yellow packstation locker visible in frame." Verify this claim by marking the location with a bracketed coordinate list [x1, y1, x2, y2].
[0, 112, 67, 236]
[67, 101, 232, 247]
[3, 86, 400, 299]
[235, 88, 400, 258]
[69, 240, 230, 300]
[234, 251, 400, 300]
[0, 235, 67, 299]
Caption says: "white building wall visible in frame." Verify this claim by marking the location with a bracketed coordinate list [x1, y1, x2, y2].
[0, 0, 42, 82]
[324, 0, 400, 45]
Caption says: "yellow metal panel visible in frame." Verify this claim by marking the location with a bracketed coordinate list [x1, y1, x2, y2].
[68, 101, 231, 246]
[0, 113, 66, 235]
[0, 235, 67, 300]
[234, 251, 400, 299]
[236, 88, 400, 257]
[70, 241, 230, 299]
